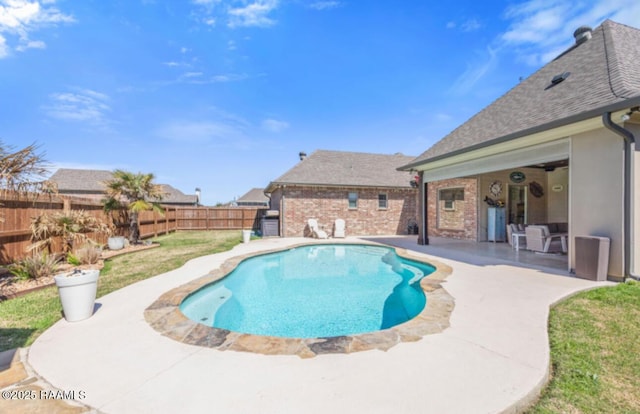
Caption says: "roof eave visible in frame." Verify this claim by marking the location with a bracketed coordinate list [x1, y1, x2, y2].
[398, 97, 640, 171]
[265, 181, 414, 191]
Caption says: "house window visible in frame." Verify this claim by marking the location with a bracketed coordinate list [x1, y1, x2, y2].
[348, 192, 358, 209]
[378, 193, 388, 209]
[438, 187, 465, 230]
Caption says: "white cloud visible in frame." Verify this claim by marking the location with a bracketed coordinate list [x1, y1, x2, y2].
[461, 18, 481, 32]
[0, 34, 7, 57]
[448, 46, 498, 95]
[308, 1, 342, 11]
[449, 1, 640, 94]
[155, 120, 244, 143]
[228, 0, 279, 28]
[501, 0, 640, 66]
[446, 18, 481, 32]
[0, 0, 75, 58]
[15, 38, 44, 50]
[43, 88, 111, 124]
[261, 118, 289, 133]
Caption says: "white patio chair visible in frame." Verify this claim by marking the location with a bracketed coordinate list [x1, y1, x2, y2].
[307, 218, 328, 239]
[333, 219, 345, 238]
[525, 225, 565, 253]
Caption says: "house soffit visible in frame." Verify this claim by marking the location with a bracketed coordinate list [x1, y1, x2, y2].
[412, 114, 622, 172]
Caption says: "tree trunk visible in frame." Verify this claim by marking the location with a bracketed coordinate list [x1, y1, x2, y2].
[129, 211, 140, 244]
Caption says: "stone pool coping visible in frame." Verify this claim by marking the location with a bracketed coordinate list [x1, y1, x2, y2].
[144, 240, 454, 358]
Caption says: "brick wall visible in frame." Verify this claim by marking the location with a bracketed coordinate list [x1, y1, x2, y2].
[274, 186, 417, 237]
[427, 178, 478, 240]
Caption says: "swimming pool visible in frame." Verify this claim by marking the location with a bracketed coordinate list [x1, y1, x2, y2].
[180, 244, 435, 338]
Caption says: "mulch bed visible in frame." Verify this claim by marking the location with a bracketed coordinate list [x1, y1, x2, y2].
[0, 243, 159, 301]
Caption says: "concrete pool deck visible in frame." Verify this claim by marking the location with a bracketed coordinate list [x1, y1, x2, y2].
[25, 236, 613, 413]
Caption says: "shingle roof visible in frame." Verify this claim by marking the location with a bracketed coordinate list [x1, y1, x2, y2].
[266, 150, 417, 192]
[50, 168, 113, 192]
[403, 20, 640, 169]
[237, 188, 269, 204]
[49, 168, 197, 204]
[158, 184, 198, 204]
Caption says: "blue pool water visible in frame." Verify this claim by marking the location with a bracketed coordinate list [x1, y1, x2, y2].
[180, 244, 435, 338]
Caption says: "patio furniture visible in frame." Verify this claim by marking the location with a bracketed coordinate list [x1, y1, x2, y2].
[307, 219, 328, 239]
[509, 223, 527, 251]
[525, 225, 567, 253]
[333, 219, 345, 238]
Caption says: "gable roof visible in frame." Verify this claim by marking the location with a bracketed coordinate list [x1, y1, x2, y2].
[158, 184, 198, 205]
[402, 20, 640, 170]
[237, 188, 269, 204]
[49, 168, 197, 204]
[265, 150, 416, 192]
[50, 168, 113, 192]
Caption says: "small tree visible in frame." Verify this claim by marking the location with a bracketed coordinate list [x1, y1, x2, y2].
[102, 170, 165, 244]
[0, 141, 55, 222]
[28, 210, 111, 255]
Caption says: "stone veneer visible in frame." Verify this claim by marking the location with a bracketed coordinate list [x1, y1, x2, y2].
[145, 241, 454, 358]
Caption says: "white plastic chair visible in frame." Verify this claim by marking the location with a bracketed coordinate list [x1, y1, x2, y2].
[333, 219, 345, 238]
[307, 219, 328, 239]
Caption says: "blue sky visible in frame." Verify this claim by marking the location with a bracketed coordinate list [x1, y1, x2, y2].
[1, 0, 639, 205]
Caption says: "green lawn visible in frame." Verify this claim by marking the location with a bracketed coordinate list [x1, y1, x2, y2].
[0, 230, 241, 352]
[528, 280, 640, 413]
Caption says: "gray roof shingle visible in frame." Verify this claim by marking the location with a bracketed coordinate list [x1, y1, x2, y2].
[266, 150, 417, 191]
[237, 188, 269, 204]
[403, 20, 640, 169]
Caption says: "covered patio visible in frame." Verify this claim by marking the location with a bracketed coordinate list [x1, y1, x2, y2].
[365, 236, 569, 275]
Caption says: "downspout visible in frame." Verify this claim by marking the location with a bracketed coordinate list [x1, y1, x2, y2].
[602, 111, 638, 280]
[281, 185, 286, 238]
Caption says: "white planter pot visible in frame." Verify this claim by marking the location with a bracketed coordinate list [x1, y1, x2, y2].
[54, 269, 100, 322]
[108, 236, 125, 250]
[242, 230, 251, 243]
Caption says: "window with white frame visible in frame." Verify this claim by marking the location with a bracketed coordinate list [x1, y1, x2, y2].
[378, 193, 388, 209]
[348, 192, 358, 209]
[438, 187, 465, 229]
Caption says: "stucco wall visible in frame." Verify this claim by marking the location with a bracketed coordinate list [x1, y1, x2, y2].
[273, 186, 417, 237]
[547, 167, 569, 223]
[626, 123, 640, 276]
[570, 128, 625, 278]
[477, 168, 548, 241]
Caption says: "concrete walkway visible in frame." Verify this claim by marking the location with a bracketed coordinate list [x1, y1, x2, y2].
[26, 237, 612, 414]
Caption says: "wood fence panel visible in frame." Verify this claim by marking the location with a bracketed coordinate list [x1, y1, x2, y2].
[1, 193, 267, 264]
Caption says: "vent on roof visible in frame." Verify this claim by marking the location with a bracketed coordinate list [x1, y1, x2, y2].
[545, 71, 570, 90]
[551, 72, 570, 85]
[574, 26, 592, 45]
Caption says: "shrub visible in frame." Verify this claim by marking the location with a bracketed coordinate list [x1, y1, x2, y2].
[9, 252, 60, 280]
[73, 244, 102, 265]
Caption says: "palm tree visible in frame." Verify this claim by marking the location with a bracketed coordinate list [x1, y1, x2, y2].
[0, 141, 54, 223]
[102, 170, 165, 244]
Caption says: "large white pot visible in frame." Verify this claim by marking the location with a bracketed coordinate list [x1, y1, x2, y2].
[242, 230, 251, 243]
[54, 269, 100, 322]
[108, 236, 125, 250]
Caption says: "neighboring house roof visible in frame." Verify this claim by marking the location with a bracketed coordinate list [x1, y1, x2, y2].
[158, 184, 198, 205]
[402, 20, 640, 170]
[265, 150, 417, 192]
[50, 168, 113, 192]
[237, 188, 269, 205]
[49, 168, 197, 205]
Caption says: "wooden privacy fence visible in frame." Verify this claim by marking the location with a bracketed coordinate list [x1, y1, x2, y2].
[175, 207, 267, 231]
[0, 193, 267, 265]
